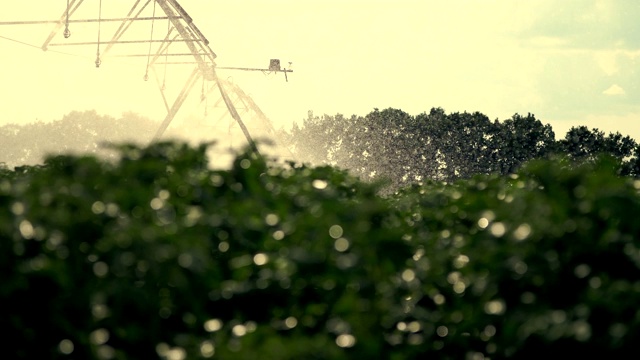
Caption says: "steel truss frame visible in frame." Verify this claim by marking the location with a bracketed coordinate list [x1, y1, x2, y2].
[0, 0, 293, 156]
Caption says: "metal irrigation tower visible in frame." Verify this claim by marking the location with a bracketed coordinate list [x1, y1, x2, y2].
[0, 0, 293, 156]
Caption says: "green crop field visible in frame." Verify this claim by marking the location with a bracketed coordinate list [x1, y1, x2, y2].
[2, 140, 639, 359]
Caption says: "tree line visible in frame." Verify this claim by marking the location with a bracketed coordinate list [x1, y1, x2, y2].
[0, 110, 158, 169]
[2, 108, 638, 188]
[279, 108, 640, 189]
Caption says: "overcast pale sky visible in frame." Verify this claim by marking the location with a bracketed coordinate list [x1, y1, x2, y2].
[1, 0, 638, 141]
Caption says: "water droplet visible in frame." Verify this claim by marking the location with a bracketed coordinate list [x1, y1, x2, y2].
[58, 339, 74, 354]
[19, 220, 34, 239]
[401, 269, 416, 282]
[520, 292, 536, 304]
[453, 281, 466, 294]
[407, 321, 421, 333]
[484, 299, 506, 315]
[253, 253, 269, 266]
[481, 210, 495, 221]
[90, 328, 109, 345]
[178, 253, 193, 268]
[609, 323, 627, 338]
[158, 190, 171, 200]
[334, 238, 350, 252]
[166, 347, 186, 360]
[513, 223, 532, 241]
[97, 345, 114, 359]
[574, 264, 591, 278]
[204, 319, 223, 332]
[551, 310, 566, 324]
[489, 222, 506, 237]
[210, 174, 224, 186]
[446, 271, 460, 284]
[573, 320, 591, 341]
[335, 334, 356, 348]
[93, 262, 109, 278]
[150, 198, 164, 210]
[483, 325, 496, 337]
[11, 202, 24, 215]
[512, 260, 528, 275]
[329, 225, 343, 239]
[232, 324, 247, 337]
[200, 341, 215, 357]
[285, 316, 298, 329]
[453, 254, 469, 268]
[436, 326, 448, 337]
[265, 213, 279, 226]
[312, 179, 328, 189]
[92, 303, 109, 319]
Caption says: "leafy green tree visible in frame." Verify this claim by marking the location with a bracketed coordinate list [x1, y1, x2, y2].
[283, 108, 444, 188]
[284, 108, 562, 187]
[491, 113, 556, 175]
[414, 109, 498, 180]
[284, 108, 640, 189]
[558, 126, 637, 163]
[620, 144, 640, 177]
[282, 111, 353, 167]
[339, 108, 415, 187]
[556, 126, 639, 178]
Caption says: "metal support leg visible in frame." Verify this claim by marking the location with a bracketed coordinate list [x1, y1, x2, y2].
[152, 66, 200, 141]
[216, 79, 260, 156]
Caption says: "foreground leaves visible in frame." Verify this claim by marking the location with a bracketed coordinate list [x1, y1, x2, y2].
[1, 141, 639, 359]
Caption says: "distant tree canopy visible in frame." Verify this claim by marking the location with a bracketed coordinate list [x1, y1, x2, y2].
[1, 108, 638, 188]
[280, 108, 639, 188]
[0, 110, 158, 169]
[0, 110, 279, 171]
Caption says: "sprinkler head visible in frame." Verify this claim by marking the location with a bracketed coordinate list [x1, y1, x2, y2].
[143, 74, 149, 81]
[95, 57, 102, 68]
[63, 27, 71, 39]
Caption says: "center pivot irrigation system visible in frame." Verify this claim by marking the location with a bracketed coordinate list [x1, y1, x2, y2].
[0, 0, 293, 157]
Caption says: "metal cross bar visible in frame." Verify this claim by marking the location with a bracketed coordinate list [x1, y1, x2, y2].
[110, 52, 197, 57]
[48, 39, 197, 46]
[155, 0, 216, 80]
[102, 0, 153, 58]
[41, 0, 84, 50]
[149, 61, 201, 65]
[217, 66, 293, 73]
[148, 32, 179, 67]
[0, 17, 179, 25]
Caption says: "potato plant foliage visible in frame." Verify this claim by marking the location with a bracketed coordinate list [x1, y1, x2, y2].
[1, 141, 640, 359]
